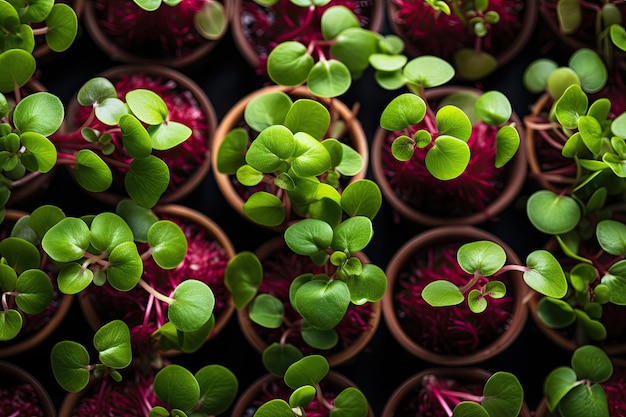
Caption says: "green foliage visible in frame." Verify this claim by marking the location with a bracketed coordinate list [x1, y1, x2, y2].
[379, 68, 520, 180]
[544, 345, 611, 417]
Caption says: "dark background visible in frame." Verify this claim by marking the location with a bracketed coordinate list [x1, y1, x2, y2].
[5, 3, 577, 416]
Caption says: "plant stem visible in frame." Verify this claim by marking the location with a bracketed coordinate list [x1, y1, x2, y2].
[138, 278, 174, 305]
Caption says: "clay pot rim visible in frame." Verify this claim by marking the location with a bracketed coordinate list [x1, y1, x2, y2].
[0, 360, 57, 417]
[381, 367, 532, 417]
[63, 64, 217, 206]
[83, 0, 232, 68]
[211, 84, 369, 231]
[78, 204, 236, 351]
[371, 85, 528, 226]
[382, 225, 529, 366]
[236, 235, 382, 367]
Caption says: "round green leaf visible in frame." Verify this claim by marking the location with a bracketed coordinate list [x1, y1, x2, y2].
[293, 279, 350, 330]
[284, 355, 329, 388]
[555, 84, 588, 129]
[330, 27, 381, 74]
[340, 179, 382, 219]
[243, 191, 285, 227]
[126, 89, 168, 125]
[436, 105, 472, 142]
[244, 91, 292, 132]
[347, 263, 386, 304]
[391, 136, 414, 161]
[41, 217, 90, 262]
[422, 280, 464, 307]
[291, 132, 332, 177]
[523, 58, 558, 93]
[169, 279, 215, 332]
[13, 92, 64, 135]
[262, 342, 303, 377]
[524, 250, 568, 298]
[526, 190, 581, 235]
[74, 149, 113, 192]
[403, 55, 455, 87]
[536, 297, 576, 328]
[90, 212, 134, 253]
[571, 345, 613, 382]
[216, 128, 248, 174]
[380, 93, 426, 131]
[457, 240, 506, 277]
[224, 251, 262, 310]
[0, 49, 36, 93]
[93, 319, 132, 369]
[153, 365, 201, 411]
[76, 77, 117, 106]
[301, 323, 338, 349]
[454, 49, 498, 80]
[558, 384, 609, 417]
[247, 125, 295, 172]
[148, 220, 187, 269]
[547, 67, 581, 100]
[474, 91, 512, 126]
[425, 135, 471, 180]
[482, 372, 523, 417]
[14, 269, 53, 314]
[285, 218, 333, 256]
[194, 365, 239, 415]
[333, 387, 369, 417]
[250, 293, 284, 328]
[148, 120, 192, 151]
[50, 341, 91, 392]
[307, 59, 351, 98]
[119, 114, 152, 158]
[290, 385, 316, 408]
[335, 142, 363, 176]
[569, 48, 607, 94]
[125, 155, 170, 208]
[115, 198, 158, 243]
[267, 41, 314, 87]
[285, 99, 330, 141]
[0, 237, 41, 273]
[0, 310, 22, 341]
[453, 401, 489, 417]
[106, 241, 143, 291]
[596, 219, 626, 256]
[19, 132, 57, 173]
[57, 262, 93, 294]
[194, 0, 227, 40]
[320, 5, 359, 40]
[45, 3, 78, 52]
[495, 125, 520, 168]
[254, 399, 294, 417]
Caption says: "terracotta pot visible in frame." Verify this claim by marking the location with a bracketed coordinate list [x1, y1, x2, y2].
[382, 225, 529, 366]
[211, 84, 369, 231]
[231, 0, 385, 68]
[236, 236, 382, 367]
[371, 86, 527, 226]
[382, 367, 532, 417]
[62, 64, 217, 206]
[0, 210, 74, 358]
[0, 361, 57, 417]
[231, 370, 375, 417]
[5, 79, 58, 207]
[78, 204, 235, 352]
[83, 0, 232, 68]
[387, 0, 538, 80]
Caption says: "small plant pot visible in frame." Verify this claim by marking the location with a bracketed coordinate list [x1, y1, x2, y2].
[212, 84, 369, 231]
[371, 86, 527, 226]
[61, 64, 217, 206]
[381, 367, 532, 417]
[0, 210, 73, 358]
[231, 370, 375, 417]
[83, 0, 232, 68]
[386, 0, 538, 80]
[236, 236, 382, 367]
[0, 361, 57, 417]
[78, 204, 235, 355]
[382, 225, 529, 366]
[231, 0, 384, 68]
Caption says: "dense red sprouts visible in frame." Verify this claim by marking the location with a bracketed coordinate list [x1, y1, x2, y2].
[604, 363, 626, 417]
[69, 370, 166, 417]
[94, 0, 212, 59]
[389, 0, 524, 59]
[252, 247, 373, 354]
[394, 243, 513, 355]
[53, 72, 208, 193]
[381, 120, 507, 219]
[82, 214, 229, 357]
[0, 383, 44, 417]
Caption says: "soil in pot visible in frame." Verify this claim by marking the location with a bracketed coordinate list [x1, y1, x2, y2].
[232, 0, 383, 70]
[78, 205, 234, 361]
[383, 226, 528, 366]
[84, 0, 230, 67]
[372, 87, 526, 226]
[0, 361, 56, 417]
[55, 65, 216, 206]
[387, 0, 536, 79]
[238, 237, 381, 367]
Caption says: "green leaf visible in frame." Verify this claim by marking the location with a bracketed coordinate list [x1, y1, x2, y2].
[14, 269, 53, 314]
[403, 55, 455, 87]
[557, 384, 609, 417]
[544, 367, 579, 411]
[474, 91, 512, 125]
[126, 89, 168, 125]
[115, 199, 158, 243]
[57, 263, 93, 294]
[0, 49, 35, 93]
[335, 142, 363, 176]
[267, 41, 314, 87]
[331, 216, 373, 253]
[45, 3, 78, 52]
[224, 251, 263, 310]
[244, 91, 292, 132]
[301, 322, 338, 349]
[293, 279, 350, 330]
[482, 372, 523, 417]
[425, 135, 471, 180]
[495, 125, 520, 168]
[285, 219, 333, 256]
[340, 179, 382, 219]
[169, 280, 215, 332]
[555, 84, 588, 129]
[93, 320, 132, 369]
[524, 250, 568, 298]
[453, 401, 489, 417]
[290, 385, 316, 408]
[41, 217, 89, 262]
[250, 293, 284, 328]
[453, 49, 498, 80]
[119, 114, 152, 158]
[332, 387, 369, 417]
[194, 0, 227, 40]
[216, 128, 248, 174]
[571, 345, 612, 382]
[285, 99, 330, 140]
[153, 365, 201, 411]
[126, 155, 170, 208]
[90, 212, 134, 253]
[569, 48, 607, 93]
[19, 132, 57, 173]
[526, 190, 581, 235]
[105, 241, 143, 291]
[243, 192, 285, 227]
[308, 59, 351, 98]
[148, 120, 192, 150]
[436, 105, 472, 142]
[195, 365, 238, 415]
[50, 341, 91, 392]
[0, 237, 41, 273]
[523, 58, 558, 93]
[320, 5, 359, 40]
[0, 310, 22, 341]
[422, 280, 464, 307]
[557, 0, 582, 33]
[596, 219, 626, 256]
[380, 93, 426, 131]
[536, 297, 576, 328]
[13, 92, 64, 135]
[468, 289, 487, 313]
[457, 240, 506, 277]
[284, 355, 329, 388]
[291, 132, 333, 177]
[148, 220, 187, 269]
[247, 125, 295, 172]
[330, 27, 380, 74]
[262, 342, 303, 377]
[76, 77, 117, 106]
[254, 399, 294, 417]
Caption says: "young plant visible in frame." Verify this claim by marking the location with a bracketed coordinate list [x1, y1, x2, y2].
[253, 355, 369, 417]
[544, 345, 612, 417]
[418, 371, 524, 417]
[387, 0, 525, 79]
[0, 55, 64, 218]
[216, 89, 364, 228]
[377, 55, 520, 181]
[0, 0, 78, 58]
[52, 76, 194, 208]
[225, 179, 386, 375]
[421, 240, 568, 313]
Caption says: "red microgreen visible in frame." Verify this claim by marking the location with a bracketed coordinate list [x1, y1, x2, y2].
[0, 383, 45, 417]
